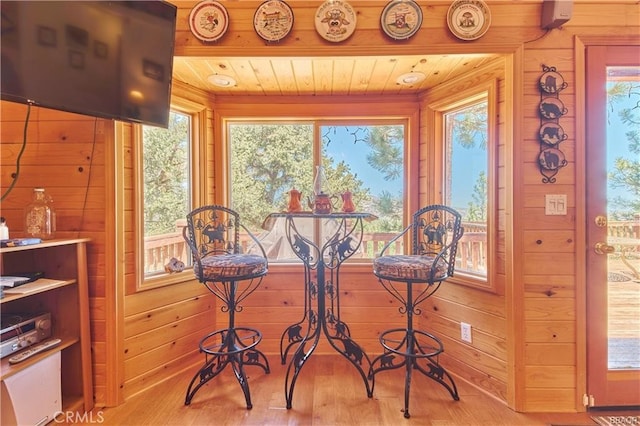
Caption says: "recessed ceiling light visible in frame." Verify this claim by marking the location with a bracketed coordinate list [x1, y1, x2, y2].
[208, 74, 236, 87]
[396, 72, 426, 86]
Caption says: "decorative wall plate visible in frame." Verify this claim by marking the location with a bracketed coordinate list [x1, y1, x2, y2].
[314, 0, 357, 43]
[539, 97, 568, 119]
[254, 0, 294, 42]
[539, 70, 567, 94]
[539, 123, 567, 146]
[380, 0, 423, 40]
[189, 0, 229, 43]
[538, 148, 566, 171]
[446, 0, 491, 41]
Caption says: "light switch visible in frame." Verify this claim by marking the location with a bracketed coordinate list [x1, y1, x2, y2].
[545, 194, 567, 215]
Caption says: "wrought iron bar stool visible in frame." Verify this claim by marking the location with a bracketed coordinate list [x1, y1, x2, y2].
[182, 205, 270, 408]
[369, 205, 464, 418]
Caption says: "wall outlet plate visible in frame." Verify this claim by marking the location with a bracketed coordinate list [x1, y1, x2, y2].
[461, 322, 472, 343]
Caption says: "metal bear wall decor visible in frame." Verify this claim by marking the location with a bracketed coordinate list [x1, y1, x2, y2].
[537, 64, 568, 183]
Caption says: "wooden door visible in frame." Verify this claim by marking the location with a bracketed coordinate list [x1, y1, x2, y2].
[586, 45, 640, 407]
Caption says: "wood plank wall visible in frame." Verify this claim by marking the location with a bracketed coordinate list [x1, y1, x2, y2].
[1, 0, 638, 414]
[419, 59, 509, 403]
[118, 81, 218, 403]
[520, 34, 577, 412]
[0, 102, 112, 401]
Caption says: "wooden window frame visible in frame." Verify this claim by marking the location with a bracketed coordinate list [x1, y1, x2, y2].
[134, 97, 207, 291]
[426, 79, 498, 293]
[223, 115, 417, 263]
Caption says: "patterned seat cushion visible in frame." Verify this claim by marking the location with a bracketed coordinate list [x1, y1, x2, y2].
[195, 254, 267, 280]
[373, 255, 448, 281]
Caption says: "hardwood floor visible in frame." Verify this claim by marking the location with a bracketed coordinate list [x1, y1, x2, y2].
[71, 355, 638, 425]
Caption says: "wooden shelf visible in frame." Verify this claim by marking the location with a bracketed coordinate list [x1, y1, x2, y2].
[1, 278, 76, 303]
[0, 336, 79, 380]
[0, 239, 93, 414]
[0, 238, 90, 254]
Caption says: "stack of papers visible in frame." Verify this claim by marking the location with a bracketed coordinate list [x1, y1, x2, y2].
[0, 276, 31, 287]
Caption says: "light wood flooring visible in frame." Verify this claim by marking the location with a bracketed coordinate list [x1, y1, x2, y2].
[72, 355, 638, 426]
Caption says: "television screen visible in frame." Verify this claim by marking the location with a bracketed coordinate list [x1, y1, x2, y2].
[1, 1, 177, 128]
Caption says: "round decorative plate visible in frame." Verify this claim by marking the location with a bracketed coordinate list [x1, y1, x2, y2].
[314, 0, 357, 43]
[539, 70, 567, 94]
[538, 148, 566, 171]
[189, 0, 229, 43]
[446, 0, 491, 41]
[380, 0, 423, 40]
[539, 97, 568, 119]
[539, 123, 567, 146]
[254, 0, 294, 42]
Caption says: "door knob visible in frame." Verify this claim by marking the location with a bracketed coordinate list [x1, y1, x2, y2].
[594, 215, 607, 227]
[594, 242, 615, 255]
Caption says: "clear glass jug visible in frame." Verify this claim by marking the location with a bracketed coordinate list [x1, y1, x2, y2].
[24, 188, 56, 239]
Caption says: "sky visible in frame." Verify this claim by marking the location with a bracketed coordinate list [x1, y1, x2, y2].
[319, 81, 637, 214]
[322, 125, 481, 210]
[323, 126, 403, 198]
[606, 80, 638, 206]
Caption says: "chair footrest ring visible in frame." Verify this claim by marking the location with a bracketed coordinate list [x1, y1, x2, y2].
[199, 326, 263, 356]
[380, 328, 444, 358]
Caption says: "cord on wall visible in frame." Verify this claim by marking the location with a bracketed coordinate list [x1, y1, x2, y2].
[1, 102, 32, 202]
[77, 117, 98, 237]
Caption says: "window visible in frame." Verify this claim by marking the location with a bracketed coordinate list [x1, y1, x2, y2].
[429, 78, 497, 290]
[139, 111, 193, 280]
[444, 100, 489, 278]
[228, 121, 406, 261]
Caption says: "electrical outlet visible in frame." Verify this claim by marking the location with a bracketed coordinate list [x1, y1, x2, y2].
[461, 322, 472, 343]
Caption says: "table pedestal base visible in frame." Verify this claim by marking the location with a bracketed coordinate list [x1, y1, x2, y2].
[281, 314, 374, 409]
[265, 212, 377, 409]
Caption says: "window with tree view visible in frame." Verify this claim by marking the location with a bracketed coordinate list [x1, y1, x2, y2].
[142, 111, 192, 276]
[444, 100, 489, 279]
[228, 122, 405, 261]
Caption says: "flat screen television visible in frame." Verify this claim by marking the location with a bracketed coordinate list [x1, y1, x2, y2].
[1, 1, 177, 128]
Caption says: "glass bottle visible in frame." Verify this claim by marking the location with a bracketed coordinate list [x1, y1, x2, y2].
[24, 188, 56, 239]
[313, 165, 326, 196]
[0, 217, 8, 240]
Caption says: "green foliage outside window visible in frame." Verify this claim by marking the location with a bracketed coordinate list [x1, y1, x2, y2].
[143, 112, 191, 236]
[229, 123, 405, 236]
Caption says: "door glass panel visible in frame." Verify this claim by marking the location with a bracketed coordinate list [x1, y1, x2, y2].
[605, 66, 640, 369]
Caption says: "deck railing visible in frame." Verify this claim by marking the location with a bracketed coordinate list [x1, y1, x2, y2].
[144, 220, 488, 274]
[144, 219, 638, 275]
[144, 231, 188, 274]
[608, 217, 640, 240]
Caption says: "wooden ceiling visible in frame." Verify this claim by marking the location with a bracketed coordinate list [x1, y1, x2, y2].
[172, 53, 499, 96]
